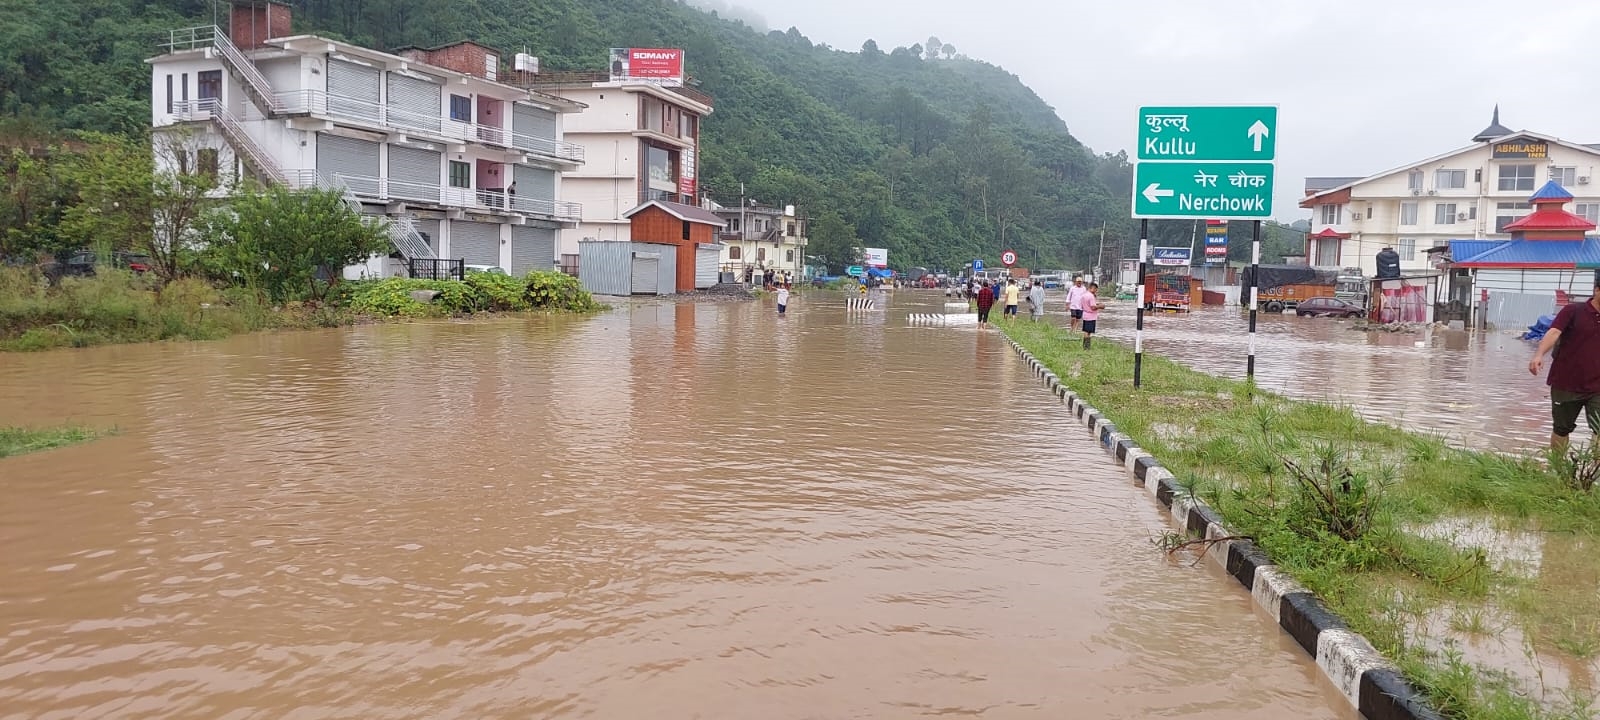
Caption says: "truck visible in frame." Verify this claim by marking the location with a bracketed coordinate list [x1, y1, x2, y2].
[1239, 265, 1367, 312]
[1142, 273, 1203, 312]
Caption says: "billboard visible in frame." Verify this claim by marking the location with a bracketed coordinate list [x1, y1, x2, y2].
[1151, 247, 1191, 266]
[863, 248, 889, 268]
[678, 147, 696, 197]
[1204, 220, 1227, 264]
[609, 48, 685, 86]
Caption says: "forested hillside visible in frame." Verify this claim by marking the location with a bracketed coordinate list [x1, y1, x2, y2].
[0, 0, 1304, 269]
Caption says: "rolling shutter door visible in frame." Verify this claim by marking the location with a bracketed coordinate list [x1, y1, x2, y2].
[508, 226, 555, 275]
[695, 246, 719, 289]
[327, 60, 381, 122]
[513, 165, 556, 202]
[388, 146, 440, 203]
[512, 104, 557, 152]
[451, 221, 500, 266]
[386, 73, 440, 134]
[630, 254, 660, 295]
[413, 219, 441, 254]
[316, 134, 380, 196]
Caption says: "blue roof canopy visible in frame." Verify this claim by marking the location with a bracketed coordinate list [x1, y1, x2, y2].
[1529, 180, 1575, 203]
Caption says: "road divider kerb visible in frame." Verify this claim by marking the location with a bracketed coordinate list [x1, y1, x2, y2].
[1006, 340, 1441, 720]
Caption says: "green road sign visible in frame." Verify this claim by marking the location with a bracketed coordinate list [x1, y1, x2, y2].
[1131, 162, 1274, 219]
[1137, 106, 1278, 161]
[846, 265, 864, 277]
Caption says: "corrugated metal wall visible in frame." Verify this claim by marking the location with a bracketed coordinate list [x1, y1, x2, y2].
[579, 241, 677, 296]
[1476, 269, 1589, 329]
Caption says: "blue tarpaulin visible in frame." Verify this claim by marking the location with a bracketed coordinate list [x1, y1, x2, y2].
[1522, 314, 1555, 341]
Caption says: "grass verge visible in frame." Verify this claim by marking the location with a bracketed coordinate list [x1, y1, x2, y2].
[998, 317, 1600, 720]
[0, 425, 108, 458]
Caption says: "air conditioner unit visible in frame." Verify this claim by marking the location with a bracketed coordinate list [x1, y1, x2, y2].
[1427, 190, 1438, 196]
[1410, 189, 1422, 196]
[1581, 176, 1592, 185]
[1457, 213, 1469, 221]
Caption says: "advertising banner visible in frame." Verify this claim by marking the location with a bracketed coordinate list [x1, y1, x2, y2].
[1204, 220, 1227, 263]
[863, 247, 889, 268]
[1151, 247, 1191, 266]
[609, 48, 685, 86]
[678, 147, 696, 197]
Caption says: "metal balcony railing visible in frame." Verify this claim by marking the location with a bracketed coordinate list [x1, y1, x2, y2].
[284, 170, 582, 223]
[274, 89, 584, 164]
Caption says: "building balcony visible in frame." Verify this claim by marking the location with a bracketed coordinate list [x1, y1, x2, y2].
[284, 170, 581, 222]
[274, 89, 584, 166]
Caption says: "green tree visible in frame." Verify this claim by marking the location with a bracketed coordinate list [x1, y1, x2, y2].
[212, 186, 392, 302]
[806, 210, 858, 273]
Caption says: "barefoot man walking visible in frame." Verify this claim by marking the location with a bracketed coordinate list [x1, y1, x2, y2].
[1530, 270, 1600, 451]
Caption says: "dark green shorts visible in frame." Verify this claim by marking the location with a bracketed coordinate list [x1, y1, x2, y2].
[1552, 389, 1600, 437]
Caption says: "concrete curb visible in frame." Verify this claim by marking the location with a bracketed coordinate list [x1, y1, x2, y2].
[1003, 338, 1441, 720]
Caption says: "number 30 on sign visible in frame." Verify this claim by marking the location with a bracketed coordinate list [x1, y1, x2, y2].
[1001, 250, 1017, 267]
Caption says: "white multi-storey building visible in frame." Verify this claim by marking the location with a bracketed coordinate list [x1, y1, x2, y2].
[1299, 108, 1600, 277]
[147, 0, 584, 277]
[526, 71, 714, 263]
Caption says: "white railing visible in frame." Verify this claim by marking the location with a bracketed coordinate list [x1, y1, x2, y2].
[285, 170, 582, 223]
[173, 99, 287, 186]
[165, 26, 283, 116]
[274, 89, 584, 163]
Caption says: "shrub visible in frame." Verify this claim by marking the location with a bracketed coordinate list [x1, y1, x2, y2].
[524, 270, 601, 312]
[466, 271, 531, 311]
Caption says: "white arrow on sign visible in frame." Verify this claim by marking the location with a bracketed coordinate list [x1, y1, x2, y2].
[1141, 183, 1175, 204]
[1247, 120, 1270, 152]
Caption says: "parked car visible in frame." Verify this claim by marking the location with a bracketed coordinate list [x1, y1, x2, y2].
[1295, 296, 1366, 318]
[464, 264, 507, 275]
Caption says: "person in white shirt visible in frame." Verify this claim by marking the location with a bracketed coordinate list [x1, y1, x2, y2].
[1065, 275, 1088, 331]
[1027, 281, 1046, 321]
[776, 284, 791, 315]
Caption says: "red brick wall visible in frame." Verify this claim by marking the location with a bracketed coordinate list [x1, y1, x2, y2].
[422, 43, 499, 80]
[229, 2, 292, 51]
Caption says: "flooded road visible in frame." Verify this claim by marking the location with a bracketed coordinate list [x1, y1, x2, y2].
[1, 292, 1355, 719]
[1090, 301, 1581, 454]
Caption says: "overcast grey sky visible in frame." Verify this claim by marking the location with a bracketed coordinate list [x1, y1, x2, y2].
[700, 0, 1600, 221]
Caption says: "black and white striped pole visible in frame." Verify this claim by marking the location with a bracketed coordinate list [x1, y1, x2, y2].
[1247, 219, 1261, 380]
[1134, 219, 1149, 388]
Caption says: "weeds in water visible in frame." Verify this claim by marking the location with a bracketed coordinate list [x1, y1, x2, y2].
[0, 425, 108, 458]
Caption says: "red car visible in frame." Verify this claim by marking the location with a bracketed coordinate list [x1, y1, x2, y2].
[1295, 296, 1366, 318]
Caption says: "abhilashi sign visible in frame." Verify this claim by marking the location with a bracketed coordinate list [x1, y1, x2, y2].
[1204, 220, 1228, 264]
[608, 48, 685, 86]
[1492, 140, 1548, 159]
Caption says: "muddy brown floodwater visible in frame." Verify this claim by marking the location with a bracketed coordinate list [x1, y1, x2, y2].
[1090, 302, 1589, 454]
[1, 292, 1357, 719]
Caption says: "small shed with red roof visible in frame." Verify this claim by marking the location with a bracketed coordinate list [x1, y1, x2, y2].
[1447, 180, 1600, 326]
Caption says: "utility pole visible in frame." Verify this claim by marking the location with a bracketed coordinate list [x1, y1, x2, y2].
[740, 182, 747, 284]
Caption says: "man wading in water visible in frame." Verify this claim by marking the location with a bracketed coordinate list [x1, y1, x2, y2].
[1066, 275, 1087, 332]
[1530, 270, 1600, 451]
[975, 280, 996, 325]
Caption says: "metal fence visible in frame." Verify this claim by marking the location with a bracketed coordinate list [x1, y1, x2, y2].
[409, 258, 465, 281]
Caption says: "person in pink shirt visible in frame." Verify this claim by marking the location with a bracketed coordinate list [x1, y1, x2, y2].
[1074, 282, 1105, 349]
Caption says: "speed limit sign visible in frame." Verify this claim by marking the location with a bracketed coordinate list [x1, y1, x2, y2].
[1001, 249, 1017, 267]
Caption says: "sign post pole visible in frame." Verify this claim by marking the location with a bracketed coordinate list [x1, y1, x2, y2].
[1131, 104, 1277, 389]
[1247, 220, 1261, 381]
[1134, 221, 1148, 389]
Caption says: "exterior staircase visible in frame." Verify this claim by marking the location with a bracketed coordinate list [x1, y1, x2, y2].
[312, 173, 437, 261]
[171, 26, 285, 118]
[177, 99, 287, 186]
